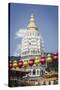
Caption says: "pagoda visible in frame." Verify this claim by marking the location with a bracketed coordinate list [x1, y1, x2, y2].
[21, 14, 44, 59]
[20, 14, 46, 77]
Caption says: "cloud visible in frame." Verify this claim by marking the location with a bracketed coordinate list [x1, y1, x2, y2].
[14, 29, 27, 56]
[16, 28, 27, 38]
[13, 52, 20, 56]
[13, 44, 21, 56]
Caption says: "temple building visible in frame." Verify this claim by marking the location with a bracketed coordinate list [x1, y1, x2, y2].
[20, 14, 46, 77]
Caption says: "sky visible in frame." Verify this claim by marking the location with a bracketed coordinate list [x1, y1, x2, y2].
[9, 3, 58, 56]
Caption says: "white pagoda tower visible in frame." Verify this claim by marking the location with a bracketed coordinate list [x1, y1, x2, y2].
[21, 14, 44, 60]
[20, 14, 46, 77]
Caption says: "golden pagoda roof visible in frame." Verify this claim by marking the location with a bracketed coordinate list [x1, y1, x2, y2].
[27, 14, 38, 30]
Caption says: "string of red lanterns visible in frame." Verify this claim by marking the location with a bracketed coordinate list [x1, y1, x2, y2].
[9, 52, 58, 69]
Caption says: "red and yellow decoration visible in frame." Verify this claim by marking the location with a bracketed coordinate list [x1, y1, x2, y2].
[53, 52, 58, 61]
[28, 59, 34, 66]
[46, 54, 52, 63]
[18, 60, 23, 68]
[13, 60, 18, 68]
[9, 52, 58, 69]
[40, 56, 46, 64]
[34, 57, 40, 65]
[23, 60, 28, 67]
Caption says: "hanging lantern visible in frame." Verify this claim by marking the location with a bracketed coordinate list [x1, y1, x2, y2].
[29, 59, 34, 66]
[18, 61, 23, 68]
[53, 52, 58, 61]
[46, 54, 52, 63]
[34, 58, 40, 65]
[40, 56, 46, 64]
[13, 63, 17, 68]
[23, 61, 28, 67]
[13, 60, 17, 68]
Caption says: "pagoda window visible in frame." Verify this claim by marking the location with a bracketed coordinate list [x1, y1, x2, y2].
[37, 70, 39, 75]
[40, 70, 44, 76]
[33, 69, 35, 75]
[31, 50, 36, 54]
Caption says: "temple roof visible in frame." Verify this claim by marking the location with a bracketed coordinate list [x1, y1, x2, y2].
[27, 14, 38, 30]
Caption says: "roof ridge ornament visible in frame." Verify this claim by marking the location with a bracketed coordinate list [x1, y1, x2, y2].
[27, 14, 38, 30]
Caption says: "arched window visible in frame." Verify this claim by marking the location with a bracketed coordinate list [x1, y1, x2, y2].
[37, 70, 39, 75]
[33, 69, 35, 75]
[40, 70, 43, 76]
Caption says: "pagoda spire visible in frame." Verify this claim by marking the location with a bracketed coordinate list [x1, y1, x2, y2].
[27, 14, 38, 30]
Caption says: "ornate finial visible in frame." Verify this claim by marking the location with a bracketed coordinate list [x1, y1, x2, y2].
[31, 13, 34, 18]
[30, 14, 35, 21]
[27, 14, 38, 30]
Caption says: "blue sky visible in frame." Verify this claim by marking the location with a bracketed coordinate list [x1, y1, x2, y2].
[9, 3, 58, 56]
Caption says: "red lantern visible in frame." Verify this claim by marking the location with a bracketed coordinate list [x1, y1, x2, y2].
[29, 59, 34, 66]
[18, 61, 23, 68]
[54, 52, 58, 56]
[53, 52, 58, 61]
[40, 56, 46, 64]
